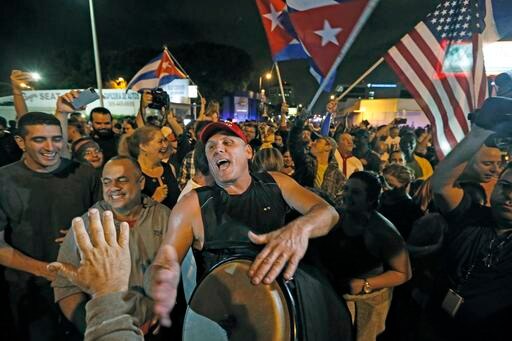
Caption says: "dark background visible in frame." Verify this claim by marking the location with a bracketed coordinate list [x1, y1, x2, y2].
[1, 0, 441, 110]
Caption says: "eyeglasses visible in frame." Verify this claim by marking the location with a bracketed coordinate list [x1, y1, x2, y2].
[84, 148, 102, 157]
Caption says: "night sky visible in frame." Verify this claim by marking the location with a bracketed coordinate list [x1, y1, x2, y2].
[1, 0, 440, 107]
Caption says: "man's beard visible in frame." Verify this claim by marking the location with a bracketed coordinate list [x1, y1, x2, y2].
[94, 128, 114, 138]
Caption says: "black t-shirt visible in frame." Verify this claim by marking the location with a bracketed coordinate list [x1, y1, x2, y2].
[354, 148, 381, 172]
[379, 191, 423, 240]
[441, 193, 512, 325]
[0, 159, 101, 284]
[92, 133, 119, 162]
[0, 132, 22, 167]
[318, 210, 405, 293]
[142, 162, 180, 210]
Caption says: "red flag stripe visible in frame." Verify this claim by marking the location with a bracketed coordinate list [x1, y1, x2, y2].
[473, 35, 488, 107]
[386, 46, 455, 157]
[409, 26, 471, 134]
[393, 39, 460, 149]
[385, 53, 446, 158]
[384, 0, 489, 159]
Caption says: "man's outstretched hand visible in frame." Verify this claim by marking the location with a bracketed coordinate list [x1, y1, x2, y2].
[47, 209, 131, 298]
[248, 223, 309, 285]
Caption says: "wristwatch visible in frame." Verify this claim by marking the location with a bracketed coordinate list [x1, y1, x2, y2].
[362, 279, 372, 294]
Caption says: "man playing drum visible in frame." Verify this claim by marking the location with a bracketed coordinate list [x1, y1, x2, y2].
[150, 122, 352, 339]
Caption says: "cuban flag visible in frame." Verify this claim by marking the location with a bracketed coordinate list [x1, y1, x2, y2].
[127, 49, 186, 92]
[256, 0, 308, 61]
[286, 0, 380, 91]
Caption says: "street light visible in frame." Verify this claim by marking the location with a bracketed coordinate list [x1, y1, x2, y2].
[110, 77, 126, 89]
[30, 72, 41, 81]
[259, 71, 272, 91]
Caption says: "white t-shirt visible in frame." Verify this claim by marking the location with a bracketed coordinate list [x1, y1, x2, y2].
[335, 150, 364, 178]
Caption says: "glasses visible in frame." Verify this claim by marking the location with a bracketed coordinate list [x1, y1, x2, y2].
[84, 148, 102, 157]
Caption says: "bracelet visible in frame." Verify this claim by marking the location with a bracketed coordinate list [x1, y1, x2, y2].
[13, 92, 23, 96]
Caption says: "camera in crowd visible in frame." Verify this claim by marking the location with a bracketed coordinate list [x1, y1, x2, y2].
[148, 88, 170, 110]
[143, 88, 170, 127]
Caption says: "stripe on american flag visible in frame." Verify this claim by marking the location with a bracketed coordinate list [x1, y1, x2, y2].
[384, 0, 487, 158]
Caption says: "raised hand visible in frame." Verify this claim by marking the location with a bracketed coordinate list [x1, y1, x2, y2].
[10, 70, 33, 93]
[56, 90, 80, 113]
[47, 209, 131, 298]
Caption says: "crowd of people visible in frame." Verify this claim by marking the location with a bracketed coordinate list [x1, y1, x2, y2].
[1, 69, 512, 341]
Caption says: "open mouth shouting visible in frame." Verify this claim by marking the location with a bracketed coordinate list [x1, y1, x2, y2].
[216, 159, 231, 171]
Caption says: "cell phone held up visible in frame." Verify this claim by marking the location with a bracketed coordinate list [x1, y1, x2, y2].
[71, 88, 100, 110]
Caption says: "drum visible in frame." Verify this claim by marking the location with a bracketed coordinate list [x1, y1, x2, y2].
[182, 257, 298, 341]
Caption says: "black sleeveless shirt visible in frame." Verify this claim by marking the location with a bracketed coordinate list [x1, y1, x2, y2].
[192, 172, 354, 340]
[193, 172, 289, 275]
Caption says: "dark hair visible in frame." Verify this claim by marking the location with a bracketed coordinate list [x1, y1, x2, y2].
[0, 116, 7, 128]
[127, 126, 160, 158]
[193, 141, 210, 176]
[123, 117, 137, 129]
[70, 112, 83, 119]
[414, 127, 426, 139]
[195, 120, 211, 137]
[106, 155, 143, 177]
[68, 117, 86, 135]
[71, 136, 95, 155]
[460, 182, 487, 205]
[16, 112, 62, 137]
[89, 107, 112, 122]
[349, 171, 382, 209]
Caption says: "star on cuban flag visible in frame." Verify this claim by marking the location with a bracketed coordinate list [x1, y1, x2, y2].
[287, 0, 372, 77]
[256, 0, 308, 61]
[127, 49, 186, 92]
[156, 49, 187, 80]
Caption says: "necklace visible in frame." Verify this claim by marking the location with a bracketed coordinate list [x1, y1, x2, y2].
[482, 232, 512, 268]
[141, 164, 163, 178]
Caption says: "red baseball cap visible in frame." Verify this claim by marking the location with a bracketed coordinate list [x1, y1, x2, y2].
[199, 122, 248, 144]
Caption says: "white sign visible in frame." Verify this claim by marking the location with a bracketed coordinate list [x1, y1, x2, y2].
[0, 81, 194, 121]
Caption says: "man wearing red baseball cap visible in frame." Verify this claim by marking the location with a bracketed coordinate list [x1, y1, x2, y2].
[149, 121, 353, 339]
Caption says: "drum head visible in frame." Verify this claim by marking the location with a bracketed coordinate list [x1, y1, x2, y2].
[183, 259, 292, 341]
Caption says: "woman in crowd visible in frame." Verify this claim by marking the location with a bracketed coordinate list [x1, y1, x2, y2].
[380, 163, 423, 240]
[321, 171, 412, 341]
[71, 137, 104, 169]
[252, 147, 284, 173]
[128, 126, 180, 209]
[122, 117, 137, 136]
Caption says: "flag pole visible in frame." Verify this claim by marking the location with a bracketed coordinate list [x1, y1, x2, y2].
[274, 62, 287, 104]
[306, 0, 380, 112]
[163, 46, 203, 98]
[336, 57, 384, 101]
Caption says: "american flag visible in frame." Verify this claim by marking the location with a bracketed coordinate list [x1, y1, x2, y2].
[384, 0, 488, 158]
